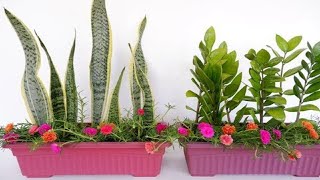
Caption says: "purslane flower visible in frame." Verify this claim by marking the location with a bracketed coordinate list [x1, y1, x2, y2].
[28, 125, 39, 135]
[41, 130, 57, 143]
[38, 123, 52, 135]
[51, 143, 62, 154]
[178, 127, 190, 136]
[260, 130, 271, 145]
[83, 127, 98, 137]
[220, 134, 233, 146]
[156, 122, 168, 134]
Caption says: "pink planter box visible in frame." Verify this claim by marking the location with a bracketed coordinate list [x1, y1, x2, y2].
[5, 142, 170, 178]
[184, 143, 320, 177]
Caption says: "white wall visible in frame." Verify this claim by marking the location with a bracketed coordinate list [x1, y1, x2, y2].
[1, 0, 320, 125]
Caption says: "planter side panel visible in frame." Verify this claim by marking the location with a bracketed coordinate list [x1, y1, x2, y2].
[7, 143, 167, 177]
[185, 143, 320, 177]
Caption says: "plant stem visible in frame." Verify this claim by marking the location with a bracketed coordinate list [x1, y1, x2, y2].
[295, 71, 310, 122]
[260, 71, 264, 125]
[279, 53, 287, 95]
[224, 99, 231, 123]
[195, 90, 202, 123]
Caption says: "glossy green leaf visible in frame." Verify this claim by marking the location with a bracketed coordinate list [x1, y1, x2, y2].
[303, 91, 320, 102]
[301, 60, 310, 73]
[207, 48, 226, 63]
[264, 87, 282, 93]
[267, 57, 282, 67]
[283, 89, 294, 95]
[267, 96, 286, 105]
[283, 65, 303, 77]
[312, 42, 320, 62]
[263, 67, 280, 75]
[267, 107, 285, 121]
[256, 49, 270, 65]
[186, 90, 199, 98]
[224, 73, 242, 97]
[305, 82, 320, 94]
[294, 76, 303, 89]
[276, 34, 288, 52]
[204, 26, 215, 51]
[266, 45, 281, 57]
[293, 85, 301, 98]
[310, 69, 320, 78]
[249, 68, 260, 81]
[308, 75, 320, 85]
[285, 104, 320, 112]
[199, 41, 209, 61]
[283, 49, 305, 63]
[287, 36, 302, 52]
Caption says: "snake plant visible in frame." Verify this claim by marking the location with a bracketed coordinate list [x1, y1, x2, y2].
[5, 9, 52, 125]
[129, 17, 155, 126]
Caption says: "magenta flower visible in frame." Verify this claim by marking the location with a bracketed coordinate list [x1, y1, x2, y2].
[272, 129, 282, 140]
[156, 122, 168, 134]
[178, 127, 189, 136]
[38, 124, 52, 135]
[83, 127, 98, 137]
[197, 122, 212, 130]
[51, 143, 62, 154]
[200, 126, 215, 138]
[260, 130, 271, 145]
[3, 133, 20, 144]
[28, 125, 39, 135]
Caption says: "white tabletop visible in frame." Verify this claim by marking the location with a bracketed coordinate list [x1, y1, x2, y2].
[0, 143, 318, 180]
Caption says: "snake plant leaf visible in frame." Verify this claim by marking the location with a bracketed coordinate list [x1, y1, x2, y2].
[35, 32, 66, 121]
[5, 9, 51, 125]
[65, 35, 78, 122]
[105, 67, 125, 123]
[134, 16, 148, 73]
[90, 0, 112, 123]
[129, 43, 142, 114]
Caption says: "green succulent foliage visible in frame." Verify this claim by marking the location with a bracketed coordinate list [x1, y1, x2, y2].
[187, 27, 246, 125]
[285, 42, 320, 121]
[90, 0, 112, 123]
[245, 48, 286, 124]
[5, 9, 52, 125]
[65, 35, 78, 122]
[35, 33, 66, 121]
[130, 17, 154, 125]
[107, 67, 125, 124]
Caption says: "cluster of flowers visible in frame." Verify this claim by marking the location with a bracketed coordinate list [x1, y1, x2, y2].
[177, 121, 314, 161]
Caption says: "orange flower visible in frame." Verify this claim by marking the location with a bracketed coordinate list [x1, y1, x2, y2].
[246, 122, 259, 131]
[222, 124, 236, 135]
[5, 123, 14, 133]
[302, 121, 314, 131]
[309, 129, 319, 140]
[41, 130, 57, 143]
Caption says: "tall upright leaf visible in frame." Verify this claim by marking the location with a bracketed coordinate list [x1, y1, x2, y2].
[130, 17, 147, 115]
[106, 67, 125, 123]
[131, 17, 154, 124]
[65, 35, 78, 122]
[35, 33, 66, 121]
[90, 0, 112, 123]
[5, 9, 51, 125]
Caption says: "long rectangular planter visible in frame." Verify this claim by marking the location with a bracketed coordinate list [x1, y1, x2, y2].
[184, 142, 320, 177]
[5, 142, 170, 178]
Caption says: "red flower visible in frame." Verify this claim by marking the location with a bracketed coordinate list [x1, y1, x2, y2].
[3, 133, 19, 144]
[288, 149, 302, 161]
[156, 122, 168, 134]
[100, 123, 116, 135]
[137, 108, 145, 116]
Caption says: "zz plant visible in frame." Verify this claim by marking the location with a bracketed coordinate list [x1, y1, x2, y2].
[186, 27, 246, 125]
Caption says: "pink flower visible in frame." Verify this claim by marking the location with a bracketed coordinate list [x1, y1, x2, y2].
[100, 124, 115, 135]
[156, 122, 168, 134]
[137, 109, 145, 116]
[178, 127, 189, 136]
[3, 133, 20, 144]
[38, 123, 52, 135]
[260, 130, 271, 145]
[28, 125, 38, 135]
[220, 134, 233, 146]
[289, 149, 302, 161]
[83, 127, 98, 137]
[197, 122, 212, 130]
[200, 126, 215, 138]
[272, 129, 282, 140]
[145, 142, 156, 154]
[51, 143, 61, 154]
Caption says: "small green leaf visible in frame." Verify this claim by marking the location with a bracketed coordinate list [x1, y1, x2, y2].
[267, 96, 287, 105]
[256, 49, 270, 65]
[263, 67, 280, 75]
[312, 42, 320, 62]
[186, 90, 199, 98]
[264, 75, 285, 82]
[283, 89, 294, 95]
[250, 61, 261, 72]
[294, 76, 303, 89]
[249, 68, 260, 81]
[287, 36, 302, 52]
[264, 87, 282, 93]
[293, 85, 301, 98]
[267, 107, 285, 121]
[186, 105, 197, 112]
[283, 65, 303, 77]
[206, 48, 227, 63]
[301, 60, 310, 72]
[283, 49, 305, 63]
[285, 104, 320, 112]
[204, 27, 215, 51]
[199, 41, 209, 60]
[304, 91, 320, 102]
[310, 69, 320, 78]
[245, 49, 256, 60]
[276, 34, 288, 52]
[306, 82, 320, 94]
[308, 75, 320, 85]
[298, 71, 306, 81]
[224, 73, 242, 97]
[267, 57, 283, 67]
[266, 45, 281, 57]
